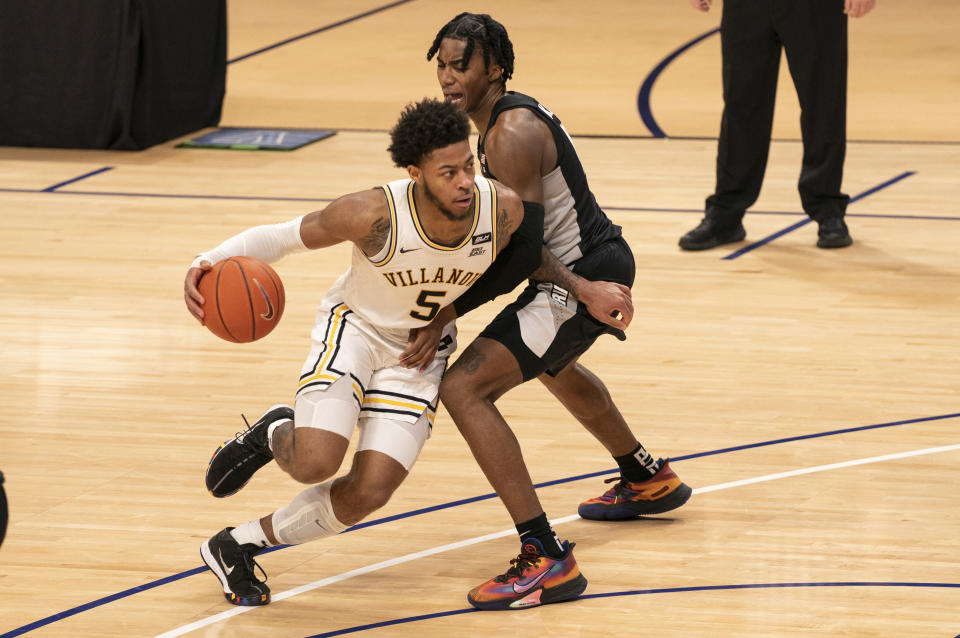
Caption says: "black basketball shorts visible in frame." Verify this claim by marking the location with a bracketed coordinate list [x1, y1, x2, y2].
[478, 236, 636, 381]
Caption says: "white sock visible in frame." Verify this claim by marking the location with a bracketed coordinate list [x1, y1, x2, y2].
[266, 417, 292, 453]
[230, 519, 271, 548]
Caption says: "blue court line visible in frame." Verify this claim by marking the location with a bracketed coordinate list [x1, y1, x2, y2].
[350, 411, 960, 532]
[0, 567, 208, 638]
[610, 206, 960, 223]
[721, 217, 813, 260]
[3, 411, 957, 638]
[305, 582, 960, 637]
[722, 171, 917, 260]
[3, 186, 958, 223]
[227, 0, 417, 65]
[40, 166, 114, 192]
[636, 28, 719, 138]
[306, 608, 479, 637]
[652, 135, 960, 146]
[0, 187, 333, 203]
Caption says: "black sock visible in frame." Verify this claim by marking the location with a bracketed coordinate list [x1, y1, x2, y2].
[516, 513, 565, 559]
[615, 443, 660, 482]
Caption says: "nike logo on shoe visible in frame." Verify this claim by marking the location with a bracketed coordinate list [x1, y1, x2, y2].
[219, 548, 235, 575]
[512, 570, 548, 594]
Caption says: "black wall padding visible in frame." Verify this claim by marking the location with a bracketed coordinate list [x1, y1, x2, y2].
[0, 0, 226, 150]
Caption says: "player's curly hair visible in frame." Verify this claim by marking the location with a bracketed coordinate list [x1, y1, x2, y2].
[426, 12, 514, 87]
[388, 98, 471, 168]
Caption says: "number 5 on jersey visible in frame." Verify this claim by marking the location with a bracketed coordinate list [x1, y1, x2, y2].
[410, 290, 447, 321]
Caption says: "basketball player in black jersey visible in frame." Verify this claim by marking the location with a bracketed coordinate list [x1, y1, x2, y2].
[404, 13, 693, 610]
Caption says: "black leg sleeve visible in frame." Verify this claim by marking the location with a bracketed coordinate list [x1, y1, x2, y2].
[452, 201, 544, 317]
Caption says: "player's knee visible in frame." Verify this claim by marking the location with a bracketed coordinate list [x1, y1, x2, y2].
[543, 364, 614, 417]
[439, 370, 483, 410]
[286, 457, 337, 485]
[438, 375, 461, 410]
[340, 478, 394, 519]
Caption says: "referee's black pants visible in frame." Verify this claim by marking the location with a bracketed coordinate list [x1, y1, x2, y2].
[706, 0, 850, 225]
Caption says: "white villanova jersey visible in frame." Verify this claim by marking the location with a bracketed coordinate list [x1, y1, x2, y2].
[328, 175, 499, 330]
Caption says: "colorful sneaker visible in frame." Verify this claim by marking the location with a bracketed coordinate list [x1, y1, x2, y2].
[467, 537, 588, 610]
[200, 527, 270, 606]
[578, 459, 692, 520]
[205, 404, 293, 497]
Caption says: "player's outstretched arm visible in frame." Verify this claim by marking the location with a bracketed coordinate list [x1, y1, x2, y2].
[183, 189, 389, 322]
[183, 217, 305, 323]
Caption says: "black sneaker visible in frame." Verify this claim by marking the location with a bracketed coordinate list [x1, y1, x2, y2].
[816, 217, 852, 248]
[205, 404, 293, 497]
[201, 527, 270, 606]
[679, 218, 747, 251]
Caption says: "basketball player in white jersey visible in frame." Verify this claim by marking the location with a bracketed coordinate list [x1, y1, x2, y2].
[182, 99, 547, 606]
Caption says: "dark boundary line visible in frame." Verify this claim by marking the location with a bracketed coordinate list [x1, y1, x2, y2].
[349, 412, 960, 530]
[0, 567, 209, 638]
[632, 27, 960, 148]
[650, 135, 960, 146]
[0, 188, 333, 203]
[173, 127, 960, 145]
[722, 171, 916, 259]
[227, 0, 417, 65]
[305, 582, 960, 637]
[2, 411, 956, 638]
[2, 187, 959, 224]
[636, 28, 720, 137]
[41, 167, 114, 192]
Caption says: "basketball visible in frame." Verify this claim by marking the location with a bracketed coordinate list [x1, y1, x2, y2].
[198, 256, 285, 343]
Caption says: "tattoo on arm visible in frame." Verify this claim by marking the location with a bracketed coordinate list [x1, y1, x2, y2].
[531, 246, 584, 296]
[358, 215, 391, 257]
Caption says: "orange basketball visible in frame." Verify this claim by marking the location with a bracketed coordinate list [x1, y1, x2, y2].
[198, 256, 285, 343]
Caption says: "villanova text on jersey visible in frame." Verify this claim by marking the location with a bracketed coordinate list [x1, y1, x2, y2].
[381, 266, 482, 288]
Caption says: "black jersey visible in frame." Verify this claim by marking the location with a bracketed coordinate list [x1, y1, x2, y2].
[477, 91, 622, 266]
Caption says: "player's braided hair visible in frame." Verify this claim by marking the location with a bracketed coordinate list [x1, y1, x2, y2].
[426, 12, 514, 87]
[388, 98, 471, 168]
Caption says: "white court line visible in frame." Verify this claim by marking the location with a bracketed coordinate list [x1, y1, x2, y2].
[155, 442, 960, 637]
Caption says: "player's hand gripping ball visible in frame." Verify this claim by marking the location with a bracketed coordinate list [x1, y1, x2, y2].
[198, 256, 284, 343]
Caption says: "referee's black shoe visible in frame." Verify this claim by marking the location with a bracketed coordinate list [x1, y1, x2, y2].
[205, 404, 293, 497]
[679, 218, 746, 251]
[201, 527, 270, 606]
[816, 217, 853, 248]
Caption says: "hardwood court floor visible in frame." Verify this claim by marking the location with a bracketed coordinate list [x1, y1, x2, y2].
[1, 1, 958, 636]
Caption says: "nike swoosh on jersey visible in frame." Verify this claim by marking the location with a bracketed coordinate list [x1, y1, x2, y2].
[253, 278, 275, 319]
[399, 246, 421, 253]
[512, 570, 549, 594]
